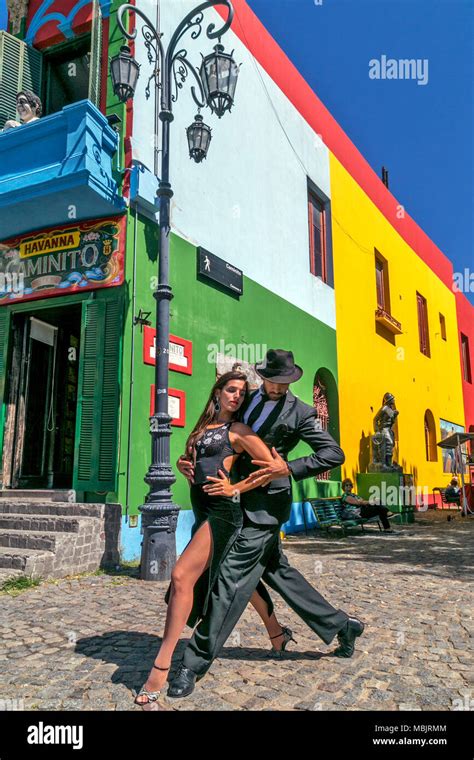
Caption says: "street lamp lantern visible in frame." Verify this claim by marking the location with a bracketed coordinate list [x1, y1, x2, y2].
[110, 45, 141, 102]
[200, 44, 239, 118]
[113, 1, 236, 582]
[187, 114, 212, 162]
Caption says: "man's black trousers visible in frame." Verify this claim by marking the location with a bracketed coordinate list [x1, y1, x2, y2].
[182, 512, 349, 676]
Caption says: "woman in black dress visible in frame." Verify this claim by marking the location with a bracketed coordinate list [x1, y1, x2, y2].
[135, 371, 294, 706]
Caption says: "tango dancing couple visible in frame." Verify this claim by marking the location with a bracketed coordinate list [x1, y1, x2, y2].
[134, 349, 364, 706]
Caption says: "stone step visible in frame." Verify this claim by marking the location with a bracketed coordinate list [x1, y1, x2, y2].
[0, 514, 85, 533]
[0, 502, 121, 581]
[0, 545, 55, 572]
[0, 502, 110, 518]
[0, 529, 64, 551]
[0, 489, 75, 502]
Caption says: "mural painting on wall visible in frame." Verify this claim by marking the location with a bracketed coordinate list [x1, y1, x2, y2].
[313, 376, 329, 480]
[0, 217, 124, 304]
[440, 419, 467, 474]
[24, 0, 96, 47]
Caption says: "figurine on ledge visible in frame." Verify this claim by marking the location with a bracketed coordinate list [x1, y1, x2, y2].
[368, 392, 403, 473]
[2, 91, 42, 131]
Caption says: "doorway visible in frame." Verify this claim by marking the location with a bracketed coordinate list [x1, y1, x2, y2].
[2, 304, 81, 489]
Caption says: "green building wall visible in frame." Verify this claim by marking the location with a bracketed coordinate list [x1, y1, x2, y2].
[115, 210, 341, 520]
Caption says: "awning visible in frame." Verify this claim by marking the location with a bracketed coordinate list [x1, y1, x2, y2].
[437, 432, 474, 449]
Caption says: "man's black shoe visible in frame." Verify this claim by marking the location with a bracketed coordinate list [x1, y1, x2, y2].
[167, 665, 200, 698]
[332, 617, 365, 658]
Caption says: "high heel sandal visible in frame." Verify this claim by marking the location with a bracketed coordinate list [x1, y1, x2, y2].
[134, 665, 170, 706]
[269, 626, 297, 658]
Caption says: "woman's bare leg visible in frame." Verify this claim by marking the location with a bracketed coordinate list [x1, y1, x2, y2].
[135, 521, 213, 703]
[249, 589, 287, 650]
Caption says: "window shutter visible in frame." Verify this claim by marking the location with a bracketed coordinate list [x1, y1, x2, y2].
[88, 0, 103, 109]
[417, 293, 425, 354]
[0, 308, 11, 466]
[73, 293, 123, 493]
[0, 31, 43, 129]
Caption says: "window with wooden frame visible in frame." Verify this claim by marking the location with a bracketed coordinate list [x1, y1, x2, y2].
[461, 333, 472, 383]
[416, 292, 430, 357]
[439, 313, 447, 341]
[308, 191, 327, 281]
[375, 251, 391, 312]
[424, 410, 438, 461]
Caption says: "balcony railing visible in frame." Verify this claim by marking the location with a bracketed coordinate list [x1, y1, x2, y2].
[0, 100, 125, 240]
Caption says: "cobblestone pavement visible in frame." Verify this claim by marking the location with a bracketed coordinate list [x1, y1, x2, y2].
[1, 510, 472, 712]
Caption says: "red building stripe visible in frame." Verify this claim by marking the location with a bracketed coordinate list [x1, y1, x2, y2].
[122, 0, 136, 201]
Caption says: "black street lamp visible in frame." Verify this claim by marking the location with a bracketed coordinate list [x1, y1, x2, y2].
[187, 113, 212, 162]
[110, 1, 238, 581]
[109, 45, 141, 102]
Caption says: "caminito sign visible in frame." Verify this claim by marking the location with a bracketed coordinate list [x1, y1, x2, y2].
[0, 218, 125, 304]
[197, 246, 243, 296]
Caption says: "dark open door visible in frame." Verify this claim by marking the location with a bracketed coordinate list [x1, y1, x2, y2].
[12, 317, 58, 488]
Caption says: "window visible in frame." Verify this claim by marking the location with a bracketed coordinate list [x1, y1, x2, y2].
[308, 191, 327, 280]
[375, 252, 390, 312]
[42, 0, 102, 115]
[0, 31, 42, 128]
[43, 36, 92, 116]
[461, 333, 472, 383]
[439, 313, 447, 341]
[424, 410, 438, 461]
[416, 292, 430, 357]
[0, 0, 102, 127]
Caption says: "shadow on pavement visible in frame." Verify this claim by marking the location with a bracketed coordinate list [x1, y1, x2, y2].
[73, 631, 335, 695]
[282, 515, 474, 580]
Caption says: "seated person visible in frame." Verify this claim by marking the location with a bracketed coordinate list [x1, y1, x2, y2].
[444, 478, 461, 505]
[341, 478, 398, 534]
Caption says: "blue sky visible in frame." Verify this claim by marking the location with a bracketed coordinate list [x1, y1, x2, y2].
[0, 0, 6, 31]
[1, 0, 472, 301]
[246, 0, 474, 303]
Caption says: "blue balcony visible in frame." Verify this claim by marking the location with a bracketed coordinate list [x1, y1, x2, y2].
[0, 100, 126, 240]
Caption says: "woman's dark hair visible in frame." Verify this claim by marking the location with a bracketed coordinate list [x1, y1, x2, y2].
[16, 91, 42, 118]
[341, 478, 353, 488]
[184, 371, 249, 459]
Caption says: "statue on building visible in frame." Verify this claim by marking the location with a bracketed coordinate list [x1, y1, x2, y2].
[6, 0, 30, 36]
[368, 392, 403, 472]
[2, 91, 43, 131]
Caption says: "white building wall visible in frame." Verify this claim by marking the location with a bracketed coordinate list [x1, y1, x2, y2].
[132, 0, 335, 329]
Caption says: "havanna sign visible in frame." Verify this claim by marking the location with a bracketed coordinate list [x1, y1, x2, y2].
[0, 218, 124, 304]
[20, 231, 80, 258]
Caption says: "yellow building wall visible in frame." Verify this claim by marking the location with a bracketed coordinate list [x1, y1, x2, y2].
[330, 154, 465, 495]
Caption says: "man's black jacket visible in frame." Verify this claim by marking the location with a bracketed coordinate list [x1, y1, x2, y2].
[233, 389, 345, 525]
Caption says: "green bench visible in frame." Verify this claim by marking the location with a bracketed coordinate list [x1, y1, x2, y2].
[308, 497, 383, 536]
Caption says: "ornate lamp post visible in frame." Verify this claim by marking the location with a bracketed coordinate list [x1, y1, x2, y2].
[110, 2, 239, 581]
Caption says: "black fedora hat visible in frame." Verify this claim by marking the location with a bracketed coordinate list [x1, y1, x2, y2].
[255, 349, 303, 384]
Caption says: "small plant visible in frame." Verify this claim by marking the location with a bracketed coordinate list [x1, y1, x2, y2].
[0, 575, 42, 595]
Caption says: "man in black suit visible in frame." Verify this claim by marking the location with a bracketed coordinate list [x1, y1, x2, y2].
[168, 349, 364, 698]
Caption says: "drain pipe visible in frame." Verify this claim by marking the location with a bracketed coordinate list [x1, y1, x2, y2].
[124, 206, 139, 520]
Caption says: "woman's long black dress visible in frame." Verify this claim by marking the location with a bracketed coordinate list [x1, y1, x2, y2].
[165, 422, 273, 628]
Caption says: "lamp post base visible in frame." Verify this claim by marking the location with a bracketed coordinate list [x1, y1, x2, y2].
[139, 503, 180, 581]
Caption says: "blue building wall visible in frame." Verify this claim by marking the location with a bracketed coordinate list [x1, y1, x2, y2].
[120, 501, 320, 563]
